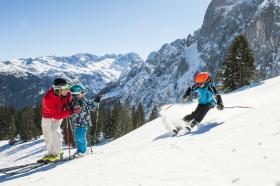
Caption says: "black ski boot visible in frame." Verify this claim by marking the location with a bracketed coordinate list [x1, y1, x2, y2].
[183, 115, 192, 123]
[190, 120, 199, 128]
[185, 120, 199, 132]
[172, 129, 178, 136]
[172, 126, 183, 136]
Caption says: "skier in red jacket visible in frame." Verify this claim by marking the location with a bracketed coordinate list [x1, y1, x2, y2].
[39, 78, 80, 163]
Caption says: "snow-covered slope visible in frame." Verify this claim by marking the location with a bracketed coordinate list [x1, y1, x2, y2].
[1, 76, 280, 186]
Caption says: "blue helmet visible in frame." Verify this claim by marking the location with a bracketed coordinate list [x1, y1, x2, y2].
[70, 84, 86, 95]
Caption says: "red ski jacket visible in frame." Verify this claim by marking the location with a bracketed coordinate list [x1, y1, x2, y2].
[42, 88, 72, 119]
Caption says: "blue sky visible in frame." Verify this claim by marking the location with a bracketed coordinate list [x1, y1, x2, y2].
[0, 0, 211, 60]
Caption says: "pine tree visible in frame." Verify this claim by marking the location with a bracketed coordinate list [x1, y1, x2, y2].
[104, 108, 114, 139]
[34, 104, 42, 137]
[89, 105, 105, 144]
[98, 107, 111, 143]
[111, 101, 123, 138]
[122, 98, 133, 133]
[0, 107, 17, 140]
[18, 106, 40, 142]
[149, 105, 159, 121]
[131, 106, 137, 130]
[218, 34, 258, 92]
[134, 103, 145, 128]
[138, 103, 145, 127]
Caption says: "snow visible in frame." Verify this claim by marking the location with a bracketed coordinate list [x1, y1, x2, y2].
[102, 88, 122, 99]
[215, 0, 247, 16]
[0, 57, 116, 77]
[1, 76, 280, 185]
[176, 43, 204, 96]
[255, 0, 280, 18]
[259, 0, 280, 9]
[184, 43, 204, 71]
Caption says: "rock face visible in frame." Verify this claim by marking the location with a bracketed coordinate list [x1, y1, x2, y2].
[198, 0, 280, 78]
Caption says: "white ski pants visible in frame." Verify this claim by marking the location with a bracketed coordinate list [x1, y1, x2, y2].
[41, 117, 63, 155]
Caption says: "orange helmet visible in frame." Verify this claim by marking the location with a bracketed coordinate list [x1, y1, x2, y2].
[194, 72, 210, 84]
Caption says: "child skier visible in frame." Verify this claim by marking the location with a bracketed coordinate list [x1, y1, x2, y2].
[70, 84, 101, 157]
[181, 72, 224, 133]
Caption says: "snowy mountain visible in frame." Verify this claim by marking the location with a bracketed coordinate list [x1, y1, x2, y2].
[1, 76, 280, 186]
[0, 53, 143, 108]
[105, 40, 204, 116]
[105, 0, 280, 114]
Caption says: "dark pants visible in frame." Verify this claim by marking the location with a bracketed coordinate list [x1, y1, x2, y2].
[183, 103, 214, 124]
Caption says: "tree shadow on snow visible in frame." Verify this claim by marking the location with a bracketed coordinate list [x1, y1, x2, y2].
[14, 146, 46, 162]
[3, 139, 44, 157]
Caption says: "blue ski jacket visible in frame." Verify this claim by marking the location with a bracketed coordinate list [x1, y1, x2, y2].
[184, 81, 222, 106]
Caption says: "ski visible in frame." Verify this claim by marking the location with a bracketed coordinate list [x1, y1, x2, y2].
[0, 155, 76, 175]
[0, 162, 40, 174]
[1, 162, 47, 175]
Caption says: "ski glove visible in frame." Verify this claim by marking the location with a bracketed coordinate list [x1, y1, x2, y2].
[182, 94, 189, 100]
[216, 95, 224, 110]
[217, 104, 224, 110]
[183, 87, 192, 100]
[94, 95, 102, 103]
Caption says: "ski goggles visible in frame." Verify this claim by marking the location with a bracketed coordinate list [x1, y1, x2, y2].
[71, 90, 86, 95]
[53, 84, 71, 90]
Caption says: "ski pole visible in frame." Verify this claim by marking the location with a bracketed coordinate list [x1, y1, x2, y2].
[65, 118, 71, 158]
[89, 127, 94, 154]
[68, 118, 77, 148]
[164, 104, 175, 111]
[92, 102, 100, 153]
[224, 106, 255, 109]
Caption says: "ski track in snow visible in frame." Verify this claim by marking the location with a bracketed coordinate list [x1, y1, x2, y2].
[1, 76, 280, 186]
